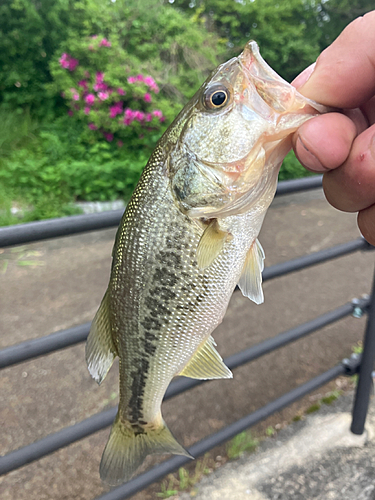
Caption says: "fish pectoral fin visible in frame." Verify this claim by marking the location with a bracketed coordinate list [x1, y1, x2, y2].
[100, 412, 192, 486]
[85, 289, 117, 385]
[196, 219, 231, 269]
[238, 239, 265, 305]
[179, 336, 232, 380]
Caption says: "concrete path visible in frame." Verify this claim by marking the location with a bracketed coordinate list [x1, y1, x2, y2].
[180, 391, 375, 500]
[0, 189, 374, 499]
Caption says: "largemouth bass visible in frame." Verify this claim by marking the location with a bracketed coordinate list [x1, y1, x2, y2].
[86, 41, 326, 485]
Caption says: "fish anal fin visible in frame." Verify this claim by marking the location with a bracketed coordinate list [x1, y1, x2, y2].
[179, 336, 232, 380]
[85, 290, 117, 385]
[238, 239, 265, 305]
[196, 219, 231, 269]
[100, 412, 192, 486]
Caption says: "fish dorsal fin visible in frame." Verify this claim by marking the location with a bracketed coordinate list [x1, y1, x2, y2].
[196, 219, 231, 269]
[179, 336, 232, 380]
[238, 239, 265, 305]
[86, 290, 118, 385]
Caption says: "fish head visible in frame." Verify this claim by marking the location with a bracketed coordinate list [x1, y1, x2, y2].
[169, 41, 326, 218]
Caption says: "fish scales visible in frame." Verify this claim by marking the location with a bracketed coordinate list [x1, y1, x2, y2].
[86, 40, 328, 485]
[111, 147, 248, 425]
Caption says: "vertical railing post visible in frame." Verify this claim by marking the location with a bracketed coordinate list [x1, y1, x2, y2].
[351, 265, 375, 434]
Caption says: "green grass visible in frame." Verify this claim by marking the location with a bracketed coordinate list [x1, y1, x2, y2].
[157, 454, 214, 498]
[226, 431, 258, 460]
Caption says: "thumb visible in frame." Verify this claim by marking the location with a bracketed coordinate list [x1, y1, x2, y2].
[298, 11, 375, 109]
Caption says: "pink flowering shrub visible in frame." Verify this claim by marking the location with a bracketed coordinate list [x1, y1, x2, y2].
[51, 34, 167, 147]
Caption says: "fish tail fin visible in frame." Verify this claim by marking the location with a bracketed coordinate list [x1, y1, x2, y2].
[100, 412, 193, 486]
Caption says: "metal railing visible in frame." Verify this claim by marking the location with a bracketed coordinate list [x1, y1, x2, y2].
[1, 176, 375, 500]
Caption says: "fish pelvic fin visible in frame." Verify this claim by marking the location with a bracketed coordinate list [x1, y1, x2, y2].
[179, 335, 232, 380]
[100, 412, 193, 486]
[196, 219, 232, 269]
[238, 239, 265, 305]
[86, 290, 117, 385]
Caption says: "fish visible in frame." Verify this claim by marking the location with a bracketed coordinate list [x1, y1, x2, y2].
[86, 40, 327, 486]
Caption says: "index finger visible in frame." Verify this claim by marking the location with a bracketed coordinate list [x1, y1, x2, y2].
[298, 10, 375, 108]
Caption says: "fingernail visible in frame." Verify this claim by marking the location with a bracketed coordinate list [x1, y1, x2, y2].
[293, 63, 316, 90]
[371, 133, 375, 162]
[295, 136, 327, 172]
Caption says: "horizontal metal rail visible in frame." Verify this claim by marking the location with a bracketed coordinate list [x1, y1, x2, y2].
[0, 322, 91, 370]
[262, 237, 372, 281]
[0, 176, 323, 248]
[96, 363, 347, 500]
[275, 175, 323, 196]
[1, 238, 371, 370]
[0, 297, 367, 476]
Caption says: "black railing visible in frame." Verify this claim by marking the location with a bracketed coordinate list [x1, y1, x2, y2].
[1, 176, 375, 500]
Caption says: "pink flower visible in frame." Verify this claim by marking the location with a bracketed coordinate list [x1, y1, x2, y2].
[134, 110, 145, 122]
[117, 140, 123, 148]
[70, 88, 79, 101]
[103, 132, 114, 142]
[136, 74, 144, 82]
[96, 72, 104, 84]
[123, 108, 136, 125]
[93, 82, 108, 92]
[85, 94, 95, 105]
[68, 58, 79, 71]
[127, 76, 137, 84]
[117, 88, 125, 95]
[84, 106, 90, 115]
[143, 93, 152, 103]
[145, 113, 153, 122]
[152, 109, 163, 118]
[88, 123, 97, 130]
[59, 53, 79, 71]
[144, 76, 159, 93]
[98, 91, 109, 101]
[109, 102, 123, 118]
[59, 53, 70, 69]
[78, 80, 88, 91]
[99, 38, 111, 47]
[67, 110, 74, 116]
[84, 71, 90, 78]
[144, 76, 155, 87]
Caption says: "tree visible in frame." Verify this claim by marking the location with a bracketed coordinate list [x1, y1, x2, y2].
[0, 0, 222, 115]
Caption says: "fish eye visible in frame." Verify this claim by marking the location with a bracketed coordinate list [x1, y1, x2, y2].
[203, 84, 230, 110]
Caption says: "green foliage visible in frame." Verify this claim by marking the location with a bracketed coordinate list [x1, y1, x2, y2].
[49, 33, 167, 148]
[315, 0, 374, 48]
[0, 108, 39, 157]
[0, 0, 89, 114]
[279, 150, 313, 181]
[157, 454, 214, 497]
[265, 426, 276, 437]
[2, 0, 365, 225]
[305, 403, 321, 414]
[321, 390, 341, 405]
[0, 113, 150, 225]
[173, 0, 323, 82]
[227, 431, 258, 460]
[0, 0, 222, 117]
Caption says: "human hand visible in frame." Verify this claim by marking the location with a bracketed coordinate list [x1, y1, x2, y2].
[292, 11, 375, 245]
